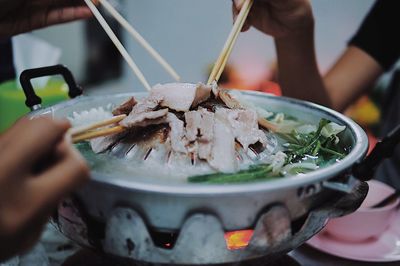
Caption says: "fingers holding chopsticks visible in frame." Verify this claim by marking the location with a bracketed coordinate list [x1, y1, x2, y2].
[0, 117, 90, 260]
[231, 0, 314, 38]
[31, 6, 93, 28]
[0, 117, 71, 171]
[34, 0, 102, 25]
[232, 0, 252, 32]
[29, 139, 89, 208]
[208, 0, 254, 85]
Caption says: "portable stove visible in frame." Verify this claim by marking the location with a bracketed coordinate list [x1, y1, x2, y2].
[55, 180, 367, 265]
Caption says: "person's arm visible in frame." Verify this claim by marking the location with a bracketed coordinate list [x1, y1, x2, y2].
[233, 0, 384, 111]
[0, 0, 98, 38]
[276, 33, 383, 111]
[232, 0, 334, 106]
[323, 46, 383, 111]
[274, 26, 332, 108]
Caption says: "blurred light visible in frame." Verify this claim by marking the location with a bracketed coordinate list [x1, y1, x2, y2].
[224, 230, 254, 250]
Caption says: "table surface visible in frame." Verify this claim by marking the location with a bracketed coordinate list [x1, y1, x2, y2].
[290, 245, 399, 266]
[58, 244, 400, 266]
[9, 224, 394, 266]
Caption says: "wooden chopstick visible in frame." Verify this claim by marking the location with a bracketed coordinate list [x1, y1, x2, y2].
[69, 114, 127, 143]
[215, 0, 253, 83]
[258, 117, 278, 132]
[72, 126, 125, 143]
[207, 0, 254, 85]
[205, 0, 275, 133]
[84, 0, 152, 91]
[69, 114, 127, 137]
[69, 116, 276, 143]
[98, 0, 180, 82]
[69, 112, 276, 144]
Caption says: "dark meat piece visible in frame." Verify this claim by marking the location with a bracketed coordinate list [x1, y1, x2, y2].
[112, 97, 137, 116]
[150, 83, 212, 112]
[90, 131, 126, 153]
[215, 108, 268, 151]
[185, 108, 214, 159]
[120, 109, 169, 128]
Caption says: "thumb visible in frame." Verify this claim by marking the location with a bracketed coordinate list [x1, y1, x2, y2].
[28, 6, 93, 31]
[233, 0, 246, 9]
[232, 2, 239, 23]
[232, 0, 251, 32]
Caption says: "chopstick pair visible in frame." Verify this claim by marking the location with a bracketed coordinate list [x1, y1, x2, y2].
[207, 0, 254, 85]
[206, 0, 275, 132]
[84, 0, 180, 91]
[69, 113, 277, 145]
[69, 114, 127, 143]
[72, 0, 274, 143]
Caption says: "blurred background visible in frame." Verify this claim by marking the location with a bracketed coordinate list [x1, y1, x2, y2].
[30, 0, 376, 91]
[0, 0, 387, 136]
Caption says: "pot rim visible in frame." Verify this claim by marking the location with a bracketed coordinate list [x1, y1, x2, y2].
[31, 90, 369, 196]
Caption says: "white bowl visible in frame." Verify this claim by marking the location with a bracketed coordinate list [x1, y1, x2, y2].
[324, 180, 399, 242]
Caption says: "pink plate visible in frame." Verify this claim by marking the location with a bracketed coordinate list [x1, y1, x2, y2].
[307, 211, 400, 262]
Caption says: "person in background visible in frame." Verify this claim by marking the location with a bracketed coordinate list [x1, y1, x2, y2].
[0, 0, 96, 261]
[232, 0, 400, 188]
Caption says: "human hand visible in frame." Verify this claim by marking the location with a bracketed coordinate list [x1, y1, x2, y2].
[0, 117, 89, 261]
[0, 0, 99, 38]
[232, 0, 314, 39]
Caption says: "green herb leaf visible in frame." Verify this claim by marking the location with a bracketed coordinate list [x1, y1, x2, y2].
[188, 165, 277, 184]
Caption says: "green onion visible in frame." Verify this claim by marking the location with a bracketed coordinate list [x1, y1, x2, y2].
[188, 165, 277, 184]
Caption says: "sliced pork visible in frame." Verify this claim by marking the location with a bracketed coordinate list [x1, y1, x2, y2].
[112, 97, 137, 116]
[132, 93, 163, 114]
[218, 90, 242, 109]
[210, 81, 219, 98]
[120, 109, 168, 128]
[120, 93, 166, 128]
[209, 119, 237, 173]
[151, 83, 211, 112]
[121, 110, 188, 154]
[193, 83, 213, 107]
[166, 113, 188, 154]
[185, 111, 202, 142]
[85, 82, 274, 176]
[185, 108, 214, 160]
[215, 108, 268, 151]
[90, 132, 125, 154]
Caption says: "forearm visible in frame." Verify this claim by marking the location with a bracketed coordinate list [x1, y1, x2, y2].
[275, 28, 383, 112]
[233, 0, 382, 111]
[324, 47, 383, 111]
[275, 25, 333, 108]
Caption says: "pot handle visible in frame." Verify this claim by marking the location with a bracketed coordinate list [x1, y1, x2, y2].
[353, 124, 400, 181]
[20, 65, 83, 111]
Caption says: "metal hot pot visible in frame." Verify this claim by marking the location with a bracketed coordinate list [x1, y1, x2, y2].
[20, 65, 392, 265]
